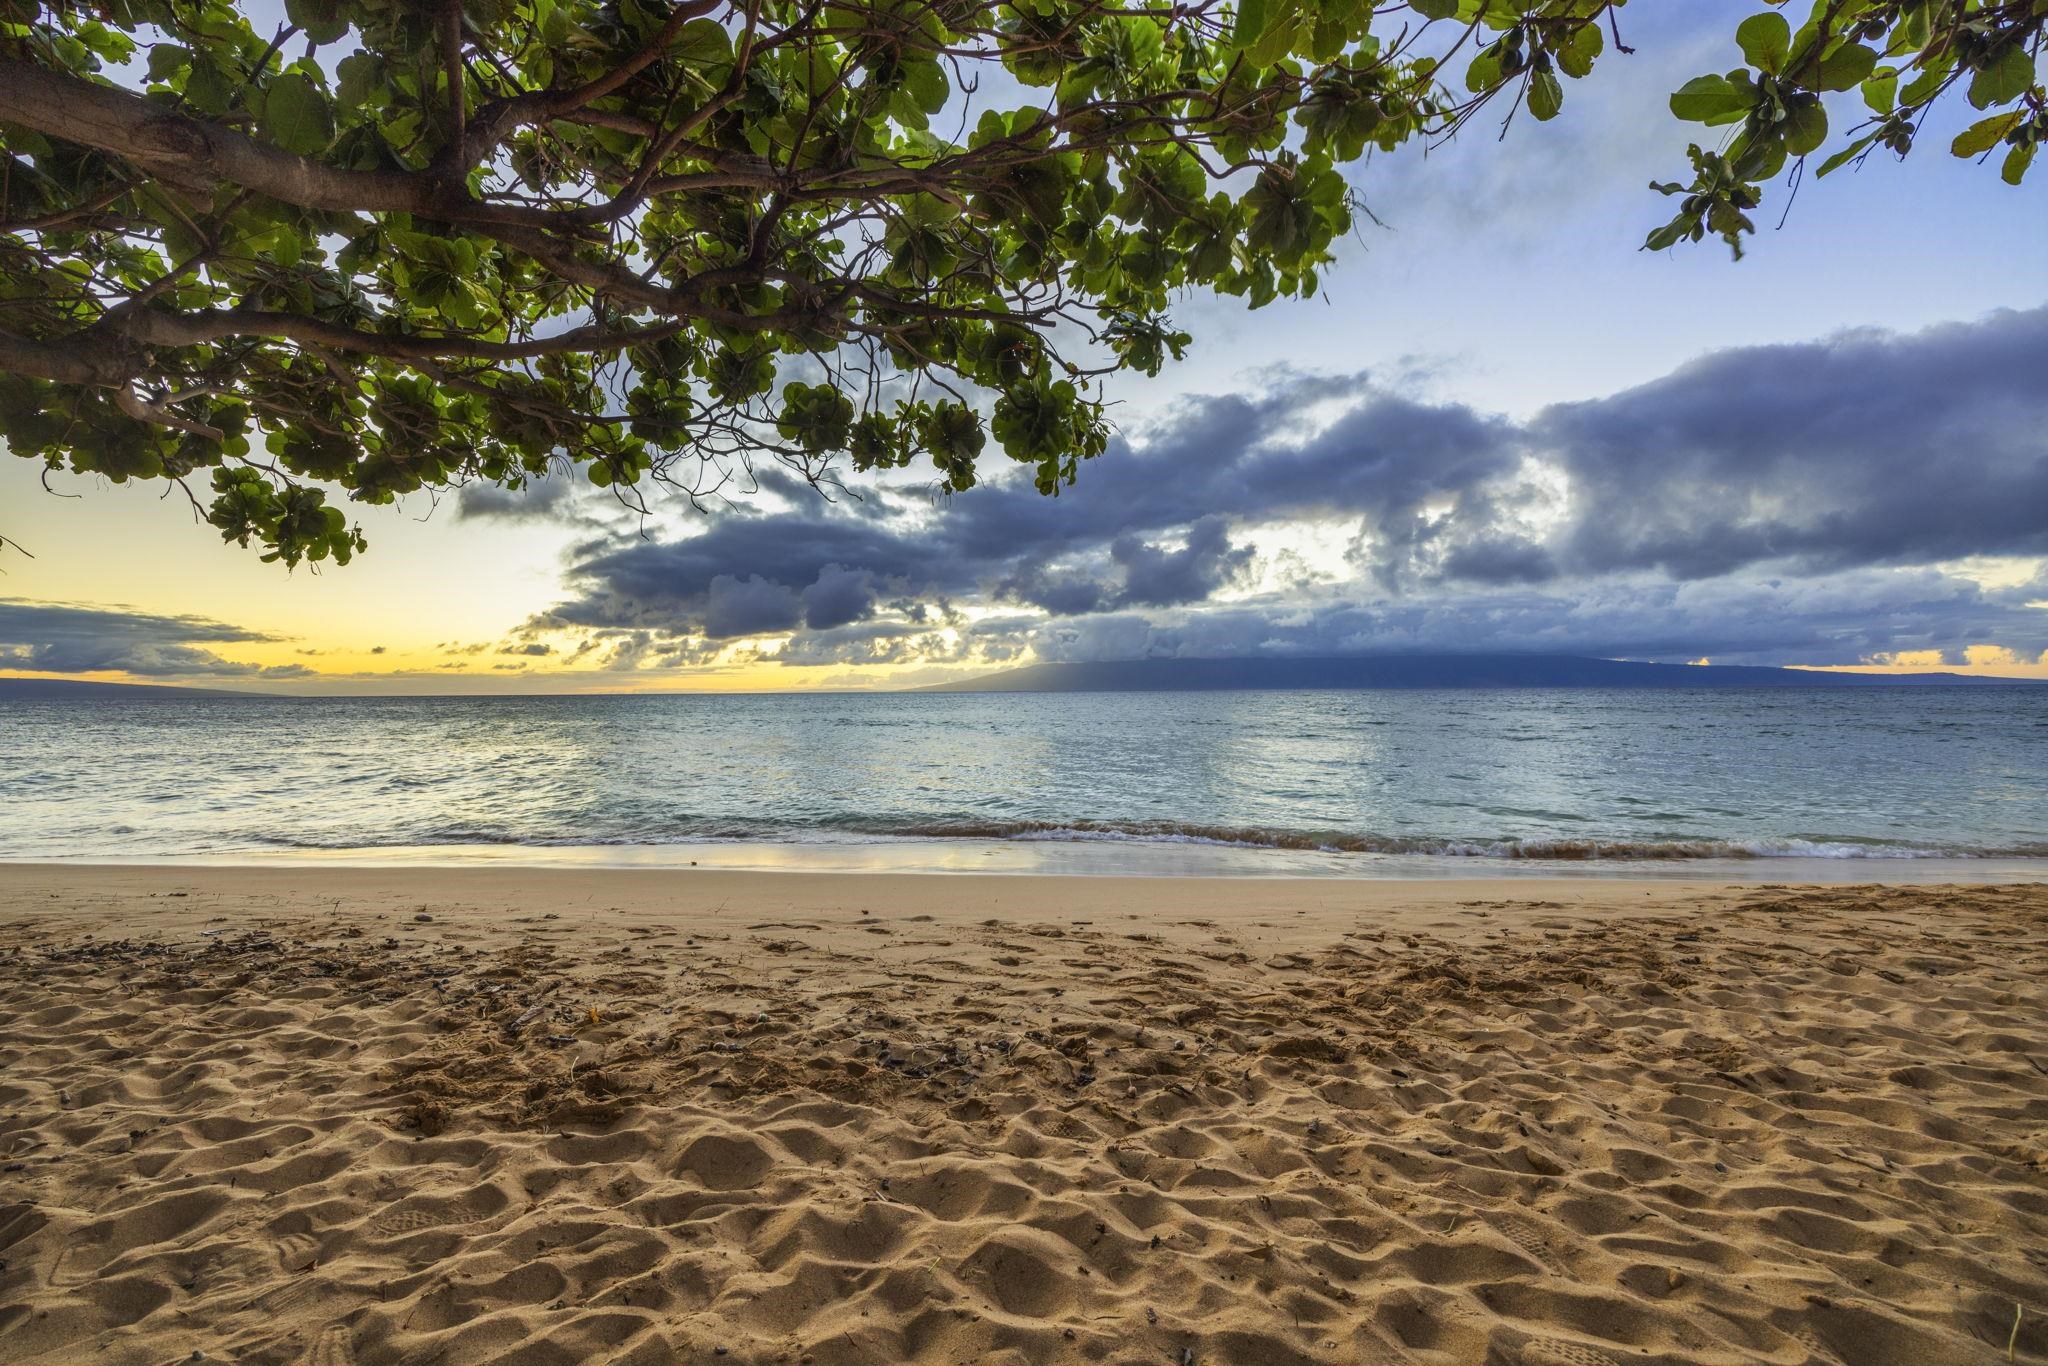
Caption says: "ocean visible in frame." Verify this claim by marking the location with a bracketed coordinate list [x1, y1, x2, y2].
[4, 686, 2045, 877]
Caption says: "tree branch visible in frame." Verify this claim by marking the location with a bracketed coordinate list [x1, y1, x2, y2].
[114, 386, 224, 440]
[0, 328, 140, 385]
[459, 0, 727, 165]
[442, 0, 468, 151]
[115, 308, 693, 364]
[0, 59, 435, 215]
[0, 59, 563, 233]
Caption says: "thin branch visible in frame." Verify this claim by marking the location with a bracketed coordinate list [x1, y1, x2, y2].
[114, 386, 224, 440]
[442, 0, 468, 151]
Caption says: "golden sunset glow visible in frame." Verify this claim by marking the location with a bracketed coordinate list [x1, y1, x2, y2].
[6, 443, 2047, 693]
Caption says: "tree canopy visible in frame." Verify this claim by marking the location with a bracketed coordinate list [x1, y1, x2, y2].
[0, 0, 2040, 565]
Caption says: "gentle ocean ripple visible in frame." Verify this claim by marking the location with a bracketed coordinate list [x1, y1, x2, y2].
[3, 687, 2045, 867]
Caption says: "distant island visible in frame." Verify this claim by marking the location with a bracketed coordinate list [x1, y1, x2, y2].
[0, 678, 263, 700]
[923, 654, 2041, 693]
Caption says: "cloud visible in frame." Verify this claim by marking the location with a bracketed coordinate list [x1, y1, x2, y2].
[456, 476, 574, 522]
[532, 378, 1520, 631]
[1017, 565, 2048, 668]
[0, 599, 304, 678]
[801, 566, 878, 630]
[702, 574, 804, 639]
[518, 306, 2048, 671]
[537, 518, 959, 635]
[1114, 515, 1258, 606]
[1533, 306, 2048, 579]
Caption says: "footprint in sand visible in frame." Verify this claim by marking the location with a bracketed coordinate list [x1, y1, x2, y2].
[1493, 1214, 1569, 1275]
[248, 1276, 322, 1317]
[301, 1323, 356, 1366]
[369, 1203, 485, 1235]
[1517, 1339, 1618, 1366]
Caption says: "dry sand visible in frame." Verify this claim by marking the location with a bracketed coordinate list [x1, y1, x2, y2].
[0, 864, 2044, 1365]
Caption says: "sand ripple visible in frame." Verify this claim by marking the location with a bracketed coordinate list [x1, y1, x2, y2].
[1, 880, 2044, 1363]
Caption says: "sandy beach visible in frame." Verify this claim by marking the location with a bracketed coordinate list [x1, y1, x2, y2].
[0, 865, 2043, 1364]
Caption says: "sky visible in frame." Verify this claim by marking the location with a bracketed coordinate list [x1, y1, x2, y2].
[3, 1, 2046, 692]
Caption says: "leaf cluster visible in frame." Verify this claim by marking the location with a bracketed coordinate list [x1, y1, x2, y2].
[1652, 0, 2044, 255]
[0, 0, 2036, 563]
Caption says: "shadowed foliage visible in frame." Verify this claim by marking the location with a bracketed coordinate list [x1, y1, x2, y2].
[0, 0, 2040, 563]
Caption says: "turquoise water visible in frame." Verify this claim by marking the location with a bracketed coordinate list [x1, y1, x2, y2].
[3, 687, 2044, 874]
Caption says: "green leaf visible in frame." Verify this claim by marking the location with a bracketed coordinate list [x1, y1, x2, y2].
[1231, 0, 1267, 49]
[283, 0, 347, 45]
[1527, 69, 1562, 121]
[260, 72, 333, 155]
[145, 43, 190, 82]
[671, 18, 732, 72]
[1409, 0, 1459, 19]
[335, 52, 382, 109]
[1731, 128, 1786, 181]
[903, 59, 948, 114]
[1736, 12, 1790, 74]
[1669, 75, 1751, 124]
[1953, 112, 2024, 159]
[1861, 66, 1897, 115]
[1899, 63, 1948, 109]
[1643, 217, 1690, 252]
[1464, 44, 1503, 92]
[1557, 22, 1602, 80]
[1812, 41, 1877, 93]
[181, 58, 233, 112]
[1782, 99, 1826, 156]
[1246, 8, 1297, 68]
[1968, 44, 2034, 110]
[2002, 141, 2037, 185]
[1815, 133, 1875, 177]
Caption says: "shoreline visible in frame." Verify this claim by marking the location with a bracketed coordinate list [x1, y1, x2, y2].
[0, 864, 1746, 950]
[2, 869, 2044, 1363]
[8, 841, 2048, 883]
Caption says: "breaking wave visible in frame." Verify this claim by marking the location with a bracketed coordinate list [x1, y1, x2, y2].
[827, 819, 2015, 859]
[257, 819, 2044, 860]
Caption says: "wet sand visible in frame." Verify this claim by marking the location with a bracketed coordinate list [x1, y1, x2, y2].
[1, 865, 2044, 1364]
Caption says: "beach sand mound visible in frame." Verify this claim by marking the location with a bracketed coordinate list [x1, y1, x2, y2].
[1, 877, 2044, 1364]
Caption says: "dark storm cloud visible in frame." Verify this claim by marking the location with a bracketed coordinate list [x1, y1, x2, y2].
[535, 378, 1510, 633]
[997, 516, 1257, 614]
[526, 307, 2048, 667]
[1534, 306, 2048, 579]
[702, 575, 804, 639]
[456, 475, 575, 522]
[1023, 566, 2048, 669]
[1113, 515, 1257, 606]
[801, 566, 879, 630]
[0, 599, 308, 678]
[538, 518, 962, 634]
[998, 561, 1110, 616]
